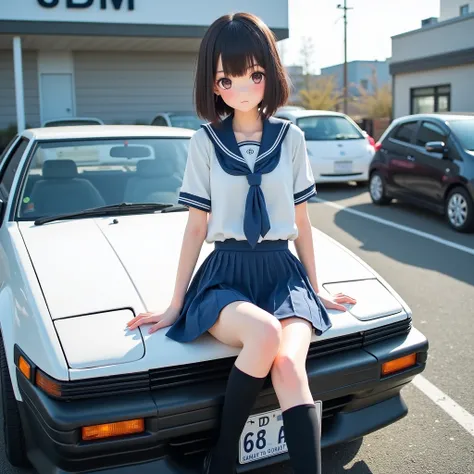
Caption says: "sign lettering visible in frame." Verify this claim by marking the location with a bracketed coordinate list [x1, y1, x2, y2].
[36, 0, 135, 10]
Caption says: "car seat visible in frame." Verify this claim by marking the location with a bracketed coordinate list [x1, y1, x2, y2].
[29, 160, 106, 215]
[123, 159, 182, 204]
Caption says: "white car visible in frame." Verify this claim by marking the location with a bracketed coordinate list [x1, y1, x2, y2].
[0, 125, 428, 473]
[275, 109, 375, 184]
[151, 112, 203, 130]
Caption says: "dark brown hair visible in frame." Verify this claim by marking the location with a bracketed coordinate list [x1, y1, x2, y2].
[194, 12, 290, 123]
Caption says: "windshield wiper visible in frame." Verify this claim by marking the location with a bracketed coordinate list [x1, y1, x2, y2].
[34, 202, 174, 226]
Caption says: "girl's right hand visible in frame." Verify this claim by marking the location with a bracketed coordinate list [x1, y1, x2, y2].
[126, 305, 181, 334]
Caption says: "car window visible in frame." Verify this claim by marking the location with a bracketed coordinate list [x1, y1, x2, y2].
[0, 138, 29, 197]
[0, 135, 19, 169]
[295, 116, 363, 141]
[44, 119, 102, 127]
[416, 122, 447, 147]
[448, 119, 474, 151]
[392, 121, 418, 144]
[169, 115, 202, 130]
[17, 137, 190, 220]
[151, 116, 168, 126]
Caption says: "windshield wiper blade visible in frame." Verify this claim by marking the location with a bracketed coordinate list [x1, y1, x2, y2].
[160, 204, 188, 213]
[34, 202, 174, 226]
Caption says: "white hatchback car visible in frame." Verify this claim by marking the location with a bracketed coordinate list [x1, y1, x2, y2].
[275, 109, 375, 184]
[0, 125, 427, 473]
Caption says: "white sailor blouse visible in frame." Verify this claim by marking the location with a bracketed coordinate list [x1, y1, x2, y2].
[178, 114, 316, 247]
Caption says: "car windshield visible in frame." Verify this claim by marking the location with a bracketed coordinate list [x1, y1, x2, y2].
[169, 115, 202, 130]
[17, 137, 189, 221]
[296, 116, 363, 141]
[448, 119, 474, 151]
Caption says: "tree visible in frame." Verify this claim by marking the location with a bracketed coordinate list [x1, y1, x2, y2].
[299, 75, 343, 111]
[355, 69, 392, 119]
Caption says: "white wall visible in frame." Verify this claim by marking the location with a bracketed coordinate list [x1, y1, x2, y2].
[394, 64, 474, 118]
[0, 51, 40, 130]
[1, 0, 288, 29]
[440, 0, 474, 21]
[74, 51, 196, 124]
[392, 15, 474, 63]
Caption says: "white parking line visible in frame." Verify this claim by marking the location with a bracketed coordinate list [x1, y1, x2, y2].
[313, 198, 474, 257]
[412, 375, 474, 437]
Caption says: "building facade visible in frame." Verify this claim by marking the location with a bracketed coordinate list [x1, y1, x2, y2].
[0, 0, 289, 131]
[390, 0, 474, 118]
[320, 60, 390, 97]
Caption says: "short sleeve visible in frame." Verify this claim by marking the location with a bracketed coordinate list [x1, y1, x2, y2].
[178, 131, 212, 212]
[292, 127, 316, 205]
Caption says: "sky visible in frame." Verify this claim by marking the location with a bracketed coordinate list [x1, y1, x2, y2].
[279, 0, 440, 73]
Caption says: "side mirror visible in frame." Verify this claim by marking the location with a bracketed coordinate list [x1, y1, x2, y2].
[425, 141, 447, 155]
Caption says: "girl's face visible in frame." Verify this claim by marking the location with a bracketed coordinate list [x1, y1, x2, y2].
[214, 55, 266, 113]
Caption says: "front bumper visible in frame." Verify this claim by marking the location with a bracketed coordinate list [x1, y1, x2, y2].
[18, 327, 428, 474]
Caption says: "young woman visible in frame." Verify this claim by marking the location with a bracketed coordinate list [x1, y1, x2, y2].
[127, 12, 356, 474]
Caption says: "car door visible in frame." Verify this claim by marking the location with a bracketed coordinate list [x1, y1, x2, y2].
[408, 120, 450, 205]
[385, 120, 419, 194]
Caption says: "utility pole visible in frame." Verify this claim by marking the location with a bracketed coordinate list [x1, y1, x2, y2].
[337, 1, 352, 115]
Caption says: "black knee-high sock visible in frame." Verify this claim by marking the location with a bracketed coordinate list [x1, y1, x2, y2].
[209, 365, 266, 474]
[282, 403, 322, 474]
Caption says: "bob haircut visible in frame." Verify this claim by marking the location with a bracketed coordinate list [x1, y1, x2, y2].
[195, 12, 290, 124]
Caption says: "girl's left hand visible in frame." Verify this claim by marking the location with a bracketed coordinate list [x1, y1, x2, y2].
[317, 291, 357, 312]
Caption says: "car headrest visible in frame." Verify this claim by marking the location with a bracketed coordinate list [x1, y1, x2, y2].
[136, 159, 174, 178]
[43, 160, 78, 179]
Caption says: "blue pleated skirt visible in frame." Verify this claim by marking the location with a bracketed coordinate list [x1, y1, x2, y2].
[166, 239, 332, 342]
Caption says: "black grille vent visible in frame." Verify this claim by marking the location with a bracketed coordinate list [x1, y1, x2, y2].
[363, 319, 412, 345]
[60, 372, 150, 400]
[149, 358, 235, 390]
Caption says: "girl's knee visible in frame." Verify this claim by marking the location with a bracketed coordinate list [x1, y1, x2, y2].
[245, 315, 282, 357]
[271, 353, 307, 386]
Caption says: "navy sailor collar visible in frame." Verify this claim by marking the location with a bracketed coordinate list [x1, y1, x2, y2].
[202, 113, 290, 171]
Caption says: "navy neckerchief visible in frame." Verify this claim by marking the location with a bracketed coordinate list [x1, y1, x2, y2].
[202, 114, 290, 248]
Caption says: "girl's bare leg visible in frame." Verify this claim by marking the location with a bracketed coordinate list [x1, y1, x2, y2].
[271, 317, 322, 474]
[204, 301, 282, 474]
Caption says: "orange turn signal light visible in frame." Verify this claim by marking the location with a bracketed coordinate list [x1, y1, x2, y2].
[18, 356, 31, 380]
[382, 353, 417, 376]
[35, 370, 62, 398]
[82, 419, 145, 441]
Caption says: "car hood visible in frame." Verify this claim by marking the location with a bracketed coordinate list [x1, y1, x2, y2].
[18, 214, 408, 378]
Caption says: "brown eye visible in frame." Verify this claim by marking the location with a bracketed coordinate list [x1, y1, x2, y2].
[251, 72, 265, 84]
[217, 78, 232, 90]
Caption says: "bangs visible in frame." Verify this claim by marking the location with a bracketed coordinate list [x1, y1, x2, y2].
[214, 21, 266, 77]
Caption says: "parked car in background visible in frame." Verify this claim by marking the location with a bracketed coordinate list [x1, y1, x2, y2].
[151, 112, 202, 130]
[0, 125, 428, 473]
[369, 113, 474, 232]
[42, 117, 104, 127]
[275, 109, 375, 184]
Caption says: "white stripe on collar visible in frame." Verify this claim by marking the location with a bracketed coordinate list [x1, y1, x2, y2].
[203, 123, 246, 163]
[255, 121, 290, 163]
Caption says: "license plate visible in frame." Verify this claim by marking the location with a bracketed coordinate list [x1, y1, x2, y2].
[238, 401, 322, 464]
[334, 161, 353, 173]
